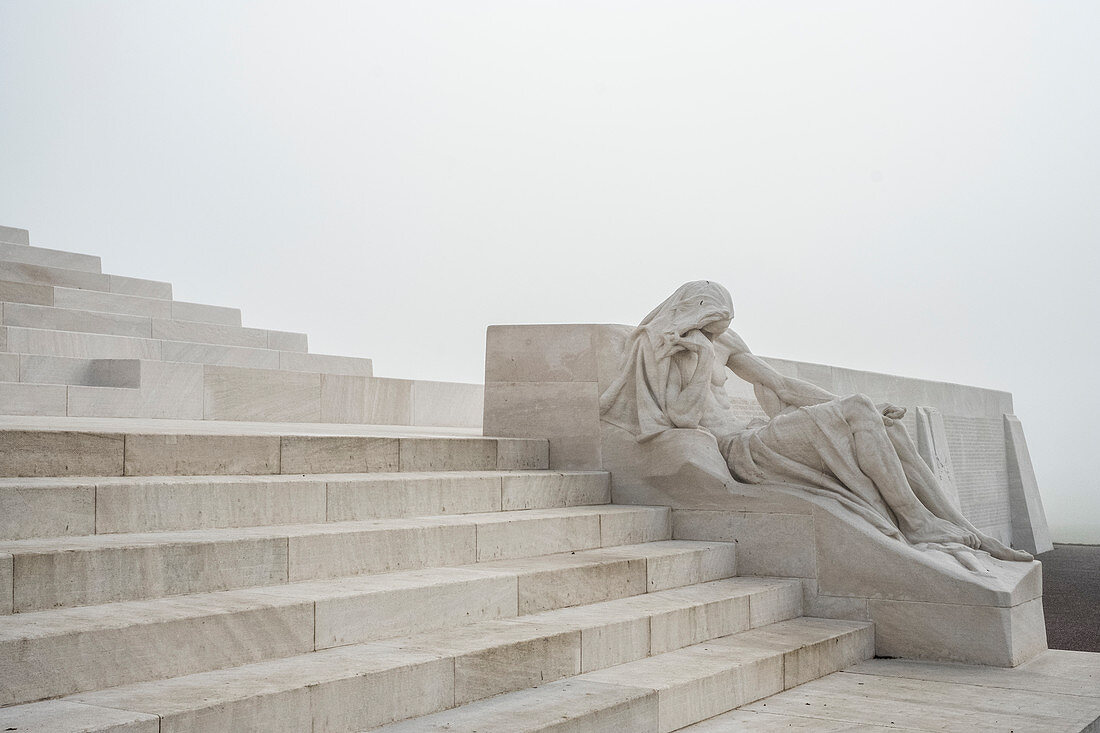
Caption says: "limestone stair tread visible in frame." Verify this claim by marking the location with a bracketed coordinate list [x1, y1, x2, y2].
[0, 469, 612, 539]
[0, 579, 812, 732]
[0, 542, 741, 705]
[0, 309, 308, 352]
[0, 241, 102, 272]
[0, 259, 172, 299]
[0, 279, 243, 325]
[0, 428, 547, 478]
[368, 617, 873, 733]
[0, 504, 671, 610]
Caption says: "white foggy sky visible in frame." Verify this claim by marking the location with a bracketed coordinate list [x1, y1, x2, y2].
[1, 1, 1098, 540]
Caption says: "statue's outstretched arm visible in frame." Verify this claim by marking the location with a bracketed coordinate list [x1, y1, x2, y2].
[720, 330, 837, 409]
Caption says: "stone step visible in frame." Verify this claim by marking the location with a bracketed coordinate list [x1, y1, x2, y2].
[0, 279, 241, 324]
[0, 505, 668, 611]
[0, 225, 29, 245]
[1, 303, 307, 351]
[0, 260, 172, 298]
[0, 325, 371, 375]
[0, 541, 738, 706]
[374, 617, 873, 733]
[0, 429, 546, 477]
[0, 469, 611, 539]
[0, 241, 102, 273]
[0, 577, 803, 731]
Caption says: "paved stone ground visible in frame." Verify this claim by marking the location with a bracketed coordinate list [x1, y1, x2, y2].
[1037, 543, 1100, 653]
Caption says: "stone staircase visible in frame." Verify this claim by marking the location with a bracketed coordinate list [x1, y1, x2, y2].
[0, 420, 874, 731]
[0, 227, 477, 427]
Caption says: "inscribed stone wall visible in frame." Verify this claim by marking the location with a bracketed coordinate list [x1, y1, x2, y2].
[944, 415, 1012, 538]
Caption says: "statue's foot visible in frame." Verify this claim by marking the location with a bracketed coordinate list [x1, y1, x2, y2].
[905, 516, 981, 549]
[978, 535, 1034, 562]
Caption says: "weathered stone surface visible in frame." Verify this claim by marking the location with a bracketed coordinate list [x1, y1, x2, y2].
[484, 381, 602, 470]
[0, 278, 53, 306]
[0, 430, 125, 477]
[399, 436, 497, 471]
[0, 381, 67, 416]
[124, 433, 280, 475]
[474, 510, 601, 561]
[325, 472, 501, 521]
[0, 700, 159, 733]
[0, 224, 30, 245]
[0, 241, 100, 272]
[320, 374, 413, 424]
[500, 470, 610, 510]
[0, 480, 95, 539]
[2, 302, 152, 338]
[203, 365, 321, 422]
[280, 435, 399, 474]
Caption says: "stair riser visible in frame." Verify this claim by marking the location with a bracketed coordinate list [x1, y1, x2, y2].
[0, 431, 548, 478]
[0, 261, 171, 298]
[0, 473, 610, 539]
[45, 581, 792, 732]
[0, 306, 305, 351]
[0, 242, 101, 272]
[0, 547, 740, 706]
[3, 508, 667, 611]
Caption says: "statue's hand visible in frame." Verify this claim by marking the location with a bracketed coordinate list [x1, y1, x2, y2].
[877, 402, 907, 420]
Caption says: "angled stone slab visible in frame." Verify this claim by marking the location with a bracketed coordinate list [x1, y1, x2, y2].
[0, 241, 100, 272]
[0, 225, 30, 245]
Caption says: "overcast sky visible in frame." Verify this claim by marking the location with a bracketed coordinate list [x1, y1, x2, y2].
[2, 1, 1098, 541]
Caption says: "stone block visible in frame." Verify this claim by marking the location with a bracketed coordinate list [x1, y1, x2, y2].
[313, 567, 517, 648]
[373, 678, 658, 733]
[0, 430, 124, 477]
[0, 353, 14, 381]
[2, 302, 152, 338]
[280, 350, 373, 377]
[53, 286, 173, 319]
[67, 365, 204, 421]
[324, 472, 500, 521]
[94, 476, 326, 533]
[0, 241, 101, 272]
[20, 355, 141, 387]
[672, 510, 816, 578]
[286, 521, 477, 581]
[153, 319, 266, 348]
[0, 260, 108, 291]
[411, 379, 483, 428]
[0, 279, 53, 306]
[485, 324, 600, 382]
[123, 433, 280, 476]
[170, 300, 241, 326]
[0, 382, 67, 416]
[600, 506, 672, 546]
[800, 579, 871, 621]
[160, 340, 281, 369]
[1004, 414, 1053, 555]
[0, 700, 159, 733]
[203, 365, 321, 421]
[109, 274, 172, 299]
[4, 326, 162, 360]
[400, 437, 497, 471]
[306, 646, 455, 731]
[483, 381, 601, 469]
[266, 329, 307, 352]
[0, 593, 314, 706]
[8, 534, 289, 610]
[386, 620, 582, 705]
[869, 596, 1047, 667]
[510, 602, 652, 672]
[320, 374, 413, 424]
[496, 437, 550, 469]
[0, 225, 30, 245]
[601, 540, 736, 592]
[0, 553, 11, 614]
[0, 481, 95, 539]
[646, 584, 753, 654]
[279, 436, 399, 474]
[500, 470, 610, 510]
[480, 553, 647, 614]
[474, 510, 601, 561]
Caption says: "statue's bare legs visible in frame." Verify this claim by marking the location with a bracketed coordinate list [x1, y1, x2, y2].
[838, 395, 984, 548]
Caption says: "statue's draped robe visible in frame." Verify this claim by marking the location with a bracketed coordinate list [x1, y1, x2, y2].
[599, 281, 996, 553]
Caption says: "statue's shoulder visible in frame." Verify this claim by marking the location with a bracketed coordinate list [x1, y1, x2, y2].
[716, 329, 751, 357]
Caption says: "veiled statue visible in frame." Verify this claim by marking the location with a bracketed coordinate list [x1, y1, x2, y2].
[599, 280, 1032, 571]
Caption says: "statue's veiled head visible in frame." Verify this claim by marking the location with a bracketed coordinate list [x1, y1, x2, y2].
[641, 280, 734, 340]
